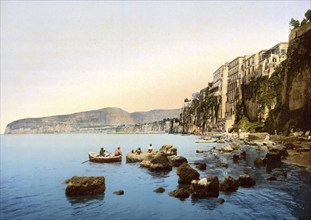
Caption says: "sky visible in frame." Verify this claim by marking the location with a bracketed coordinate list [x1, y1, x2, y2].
[0, 1, 310, 134]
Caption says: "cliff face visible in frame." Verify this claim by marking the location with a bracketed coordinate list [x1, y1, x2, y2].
[4, 107, 181, 134]
[179, 23, 311, 135]
[238, 23, 311, 134]
[179, 87, 220, 134]
[264, 23, 311, 134]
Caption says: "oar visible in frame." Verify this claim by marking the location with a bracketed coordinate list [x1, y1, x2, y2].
[81, 160, 89, 164]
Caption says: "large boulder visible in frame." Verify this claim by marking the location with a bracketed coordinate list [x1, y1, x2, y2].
[167, 155, 188, 167]
[126, 152, 154, 163]
[220, 176, 239, 191]
[159, 144, 178, 156]
[238, 175, 256, 187]
[65, 176, 105, 196]
[140, 153, 172, 171]
[176, 163, 200, 184]
[190, 176, 219, 198]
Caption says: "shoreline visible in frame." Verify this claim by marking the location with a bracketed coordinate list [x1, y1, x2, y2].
[270, 135, 311, 169]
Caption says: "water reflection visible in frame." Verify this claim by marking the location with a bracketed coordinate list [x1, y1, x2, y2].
[66, 194, 105, 205]
[191, 197, 221, 210]
[147, 170, 171, 178]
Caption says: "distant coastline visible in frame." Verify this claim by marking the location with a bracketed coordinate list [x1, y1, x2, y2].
[4, 107, 181, 134]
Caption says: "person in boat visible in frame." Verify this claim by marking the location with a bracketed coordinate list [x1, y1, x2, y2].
[99, 147, 106, 156]
[148, 144, 153, 153]
[114, 147, 122, 156]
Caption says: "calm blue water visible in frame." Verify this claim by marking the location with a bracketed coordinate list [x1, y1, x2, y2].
[0, 134, 310, 220]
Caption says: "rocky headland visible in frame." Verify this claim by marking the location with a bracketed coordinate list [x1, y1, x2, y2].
[5, 107, 181, 134]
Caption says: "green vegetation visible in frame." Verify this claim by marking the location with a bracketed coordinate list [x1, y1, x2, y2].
[264, 26, 311, 135]
[289, 9, 311, 30]
[233, 116, 264, 133]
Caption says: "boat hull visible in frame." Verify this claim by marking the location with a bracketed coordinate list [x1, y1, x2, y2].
[88, 152, 122, 163]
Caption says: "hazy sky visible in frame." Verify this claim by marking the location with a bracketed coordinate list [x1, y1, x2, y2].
[0, 1, 309, 133]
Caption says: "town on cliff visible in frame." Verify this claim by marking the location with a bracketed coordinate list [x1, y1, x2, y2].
[169, 12, 311, 137]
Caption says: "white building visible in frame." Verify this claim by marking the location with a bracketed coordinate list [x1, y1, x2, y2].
[261, 42, 288, 77]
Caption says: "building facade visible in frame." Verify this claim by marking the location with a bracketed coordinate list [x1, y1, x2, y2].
[225, 56, 249, 131]
[242, 50, 266, 84]
[212, 63, 229, 130]
[261, 42, 288, 77]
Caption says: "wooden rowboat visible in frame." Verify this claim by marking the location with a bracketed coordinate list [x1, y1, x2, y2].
[88, 152, 122, 163]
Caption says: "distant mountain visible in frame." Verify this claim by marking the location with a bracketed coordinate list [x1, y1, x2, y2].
[4, 107, 181, 134]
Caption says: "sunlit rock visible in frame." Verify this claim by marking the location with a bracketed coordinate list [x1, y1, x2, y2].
[65, 176, 105, 196]
[190, 176, 219, 198]
[126, 151, 155, 163]
[159, 144, 178, 156]
[140, 153, 172, 171]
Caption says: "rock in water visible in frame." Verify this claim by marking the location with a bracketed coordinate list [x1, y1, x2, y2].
[154, 187, 165, 193]
[159, 144, 178, 156]
[169, 188, 190, 198]
[140, 153, 172, 171]
[126, 152, 154, 163]
[167, 155, 188, 167]
[176, 163, 200, 184]
[220, 176, 239, 191]
[190, 176, 219, 198]
[238, 175, 256, 187]
[254, 156, 266, 166]
[65, 176, 105, 196]
[113, 190, 124, 195]
[195, 163, 207, 171]
[218, 198, 225, 204]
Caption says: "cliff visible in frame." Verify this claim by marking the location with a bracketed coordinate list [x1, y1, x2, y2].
[178, 22, 311, 135]
[4, 107, 181, 134]
[236, 23, 311, 134]
[264, 23, 311, 134]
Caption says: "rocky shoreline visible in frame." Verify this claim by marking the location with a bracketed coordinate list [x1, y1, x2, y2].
[270, 135, 311, 169]
[65, 132, 311, 198]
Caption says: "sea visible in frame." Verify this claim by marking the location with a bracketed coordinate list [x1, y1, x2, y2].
[0, 133, 310, 220]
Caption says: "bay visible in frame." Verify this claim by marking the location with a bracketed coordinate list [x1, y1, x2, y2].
[0, 134, 310, 219]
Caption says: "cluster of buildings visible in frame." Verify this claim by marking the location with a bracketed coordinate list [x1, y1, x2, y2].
[183, 42, 288, 132]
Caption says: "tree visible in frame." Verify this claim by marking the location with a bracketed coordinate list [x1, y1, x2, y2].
[289, 18, 300, 30]
[301, 18, 307, 26]
[305, 9, 311, 22]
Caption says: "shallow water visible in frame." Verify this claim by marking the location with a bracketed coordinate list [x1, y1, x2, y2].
[0, 134, 310, 219]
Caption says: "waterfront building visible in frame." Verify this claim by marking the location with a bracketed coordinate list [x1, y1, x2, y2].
[260, 42, 288, 77]
[242, 50, 266, 84]
[225, 56, 249, 131]
[212, 63, 229, 130]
